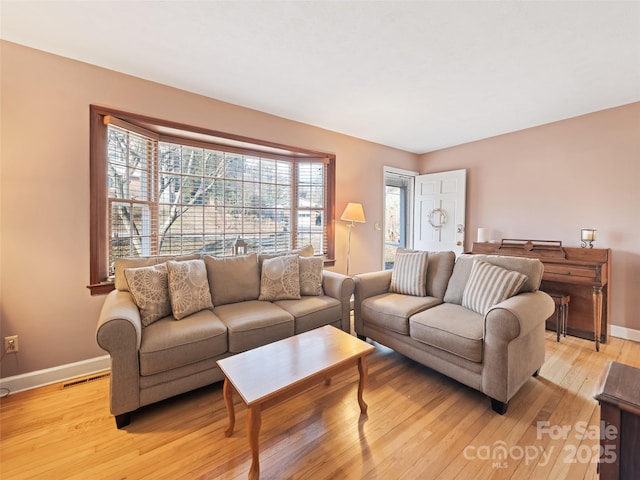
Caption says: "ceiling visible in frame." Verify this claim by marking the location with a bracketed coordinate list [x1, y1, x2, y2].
[2, 1, 639, 154]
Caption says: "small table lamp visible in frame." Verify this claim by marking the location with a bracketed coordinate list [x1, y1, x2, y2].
[581, 229, 596, 248]
[341, 202, 366, 275]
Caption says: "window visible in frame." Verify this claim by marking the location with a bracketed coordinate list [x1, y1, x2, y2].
[89, 107, 335, 293]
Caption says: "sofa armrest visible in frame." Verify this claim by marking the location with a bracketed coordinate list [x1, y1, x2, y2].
[485, 291, 555, 342]
[322, 270, 355, 332]
[482, 291, 555, 403]
[353, 270, 392, 301]
[353, 270, 392, 336]
[95, 290, 143, 416]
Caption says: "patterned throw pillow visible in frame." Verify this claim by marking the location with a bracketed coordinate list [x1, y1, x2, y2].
[166, 259, 214, 320]
[124, 264, 172, 327]
[299, 256, 324, 296]
[258, 254, 301, 301]
[390, 251, 429, 296]
[462, 260, 527, 315]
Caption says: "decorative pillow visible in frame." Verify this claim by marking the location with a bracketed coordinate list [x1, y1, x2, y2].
[166, 259, 213, 320]
[124, 264, 171, 327]
[299, 256, 324, 296]
[462, 260, 527, 315]
[390, 251, 429, 296]
[258, 254, 301, 301]
[204, 253, 260, 306]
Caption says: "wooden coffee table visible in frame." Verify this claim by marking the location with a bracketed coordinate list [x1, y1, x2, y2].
[217, 325, 375, 480]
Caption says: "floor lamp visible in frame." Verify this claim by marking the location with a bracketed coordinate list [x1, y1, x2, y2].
[340, 202, 366, 276]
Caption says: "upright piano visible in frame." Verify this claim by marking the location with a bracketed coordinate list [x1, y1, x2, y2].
[472, 239, 611, 351]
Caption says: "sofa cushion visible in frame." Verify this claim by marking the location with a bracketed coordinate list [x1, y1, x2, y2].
[259, 254, 301, 301]
[214, 300, 294, 353]
[299, 256, 324, 296]
[275, 296, 342, 334]
[114, 253, 201, 291]
[462, 260, 527, 315]
[167, 259, 214, 319]
[390, 251, 429, 296]
[257, 244, 314, 267]
[397, 249, 455, 299]
[410, 303, 484, 363]
[444, 254, 544, 305]
[361, 293, 442, 335]
[139, 309, 227, 376]
[204, 253, 260, 306]
[487, 255, 544, 292]
[426, 250, 457, 298]
[124, 263, 172, 327]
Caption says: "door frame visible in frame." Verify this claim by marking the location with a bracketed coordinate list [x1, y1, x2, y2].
[382, 166, 418, 269]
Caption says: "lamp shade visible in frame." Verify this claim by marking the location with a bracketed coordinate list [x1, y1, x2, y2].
[341, 203, 366, 223]
[581, 229, 596, 242]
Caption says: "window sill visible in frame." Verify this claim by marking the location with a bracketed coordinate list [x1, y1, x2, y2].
[87, 281, 115, 296]
[323, 258, 336, 267]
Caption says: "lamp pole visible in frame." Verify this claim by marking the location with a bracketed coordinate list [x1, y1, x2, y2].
[346, 221, 354, 276]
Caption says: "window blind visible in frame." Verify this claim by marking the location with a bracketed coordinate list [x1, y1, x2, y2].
[92, 108, 335, 285]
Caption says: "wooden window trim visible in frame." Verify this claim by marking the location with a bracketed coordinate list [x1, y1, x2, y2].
[88, 105, 335, 295]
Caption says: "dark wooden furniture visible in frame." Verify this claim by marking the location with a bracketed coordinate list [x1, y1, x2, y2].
[548, 293, 570, 342]
[593, 361, 640, 480]
[472, 240, 611, 351]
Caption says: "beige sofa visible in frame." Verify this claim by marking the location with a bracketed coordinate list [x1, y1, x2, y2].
[353, 251, 555, 414]
[96, 248, 354, 428]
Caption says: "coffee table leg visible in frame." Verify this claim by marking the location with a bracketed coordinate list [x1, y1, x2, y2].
[247, 405, 262, 480]
[357, 356, 369, 415]
[223, 378, 235, 437]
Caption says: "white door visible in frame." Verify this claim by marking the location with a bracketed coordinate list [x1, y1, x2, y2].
[414, 169, 466, 255]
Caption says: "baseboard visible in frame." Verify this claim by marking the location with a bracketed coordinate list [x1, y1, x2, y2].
[0, 355, 110, 396]
[610, 325, 640, 343]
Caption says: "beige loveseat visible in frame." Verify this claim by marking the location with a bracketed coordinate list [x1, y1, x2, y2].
[354, 251, 555, 414]
[96, 248, 354, 428]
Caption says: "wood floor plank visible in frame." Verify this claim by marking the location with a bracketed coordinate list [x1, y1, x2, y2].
[1, 331, 639, 479]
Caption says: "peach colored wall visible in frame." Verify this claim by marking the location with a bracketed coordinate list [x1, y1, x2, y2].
[419, 102, 640, 332]
[0, 41, 415, 377]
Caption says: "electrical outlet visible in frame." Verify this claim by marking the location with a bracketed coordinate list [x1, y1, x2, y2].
[4, 335, 18, 353]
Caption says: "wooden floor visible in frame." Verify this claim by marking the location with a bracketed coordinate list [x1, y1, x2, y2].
[1, 331, 639, 479]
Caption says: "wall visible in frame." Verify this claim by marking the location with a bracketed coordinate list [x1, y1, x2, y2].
[0, 41, 415, 378]
[418, 102, 640, 332]
[3, 40, 637, 382]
